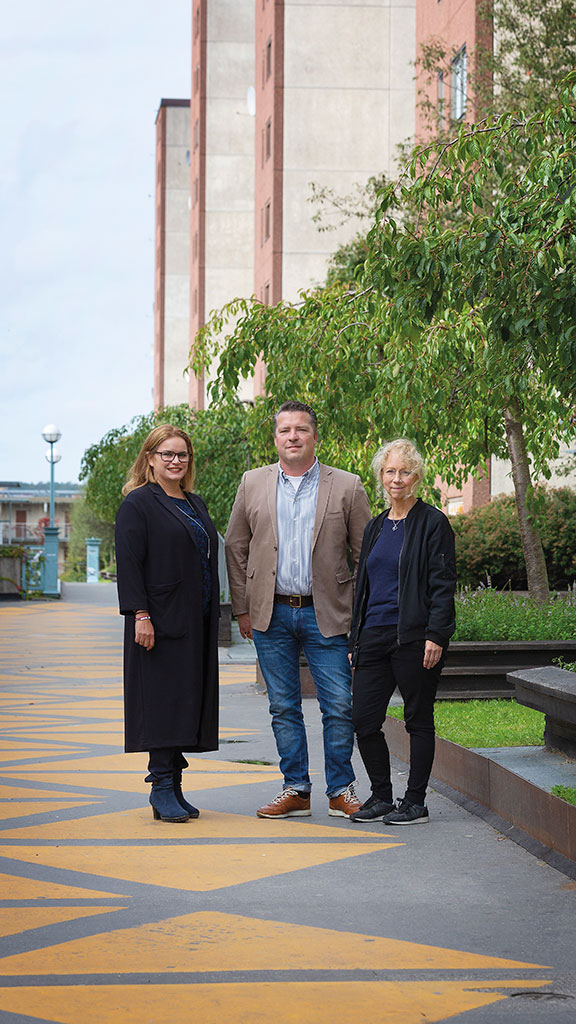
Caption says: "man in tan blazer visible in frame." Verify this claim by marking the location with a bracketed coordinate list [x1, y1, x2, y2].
[225, 400, 371, 819]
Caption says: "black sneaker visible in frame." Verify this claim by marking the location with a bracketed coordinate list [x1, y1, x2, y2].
[349, 794, 395, 822]
[383, 798, 429, 825]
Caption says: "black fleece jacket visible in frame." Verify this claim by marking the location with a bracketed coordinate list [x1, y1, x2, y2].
[349, 498, 457, 662]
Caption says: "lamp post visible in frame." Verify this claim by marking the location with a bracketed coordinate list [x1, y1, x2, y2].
[42, 424, 62, 597]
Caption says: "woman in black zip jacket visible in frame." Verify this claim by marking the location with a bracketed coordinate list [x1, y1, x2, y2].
[349, 439, 457, 826]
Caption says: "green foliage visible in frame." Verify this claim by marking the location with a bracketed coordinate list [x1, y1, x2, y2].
[453, 489, 576, 589]
[0, 545, 27, 559]
[388, 699, 545, 747]
[62, 497, 116, 581]
[554, 658, 576, 673]
[551, 785, 576, 806]
[453, 587, 576, 641]
[80, 402, 258, 535]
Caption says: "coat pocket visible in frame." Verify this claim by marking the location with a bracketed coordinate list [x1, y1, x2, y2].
[147, 579, 188, 639]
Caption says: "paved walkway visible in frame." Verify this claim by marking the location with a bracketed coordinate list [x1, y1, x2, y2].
[0, 595, 575, 1023]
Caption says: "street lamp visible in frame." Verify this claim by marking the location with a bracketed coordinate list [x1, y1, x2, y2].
[42, 424, 62, 527]
[41, 424, 62, 597]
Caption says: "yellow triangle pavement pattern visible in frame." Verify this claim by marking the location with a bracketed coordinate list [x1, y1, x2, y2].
[0, 799, 101, 822]
[0, 771, 283, 794]
[0, 906, 126, 940]
[0, 784, 100, 800]
[1, 752, 271, 773]
[0, 806, 391, 840]
[0, 872, 130, 900]
[0, 980, 551, 1024]
[0, 843, 398, 893]
[0, 910, 548, 975]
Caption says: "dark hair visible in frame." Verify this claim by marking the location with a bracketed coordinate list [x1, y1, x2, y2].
[273, 401, 318, 434]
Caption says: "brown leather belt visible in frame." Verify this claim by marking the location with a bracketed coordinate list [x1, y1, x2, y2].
[274, 594, 313, 608]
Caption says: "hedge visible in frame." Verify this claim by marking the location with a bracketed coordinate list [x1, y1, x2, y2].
[452, 488, 576, 590]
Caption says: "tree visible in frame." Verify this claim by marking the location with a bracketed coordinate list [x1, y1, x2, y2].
[192, 75, 576, 601]
[80, 402, 257, 536]
[62, 497, 115, 581]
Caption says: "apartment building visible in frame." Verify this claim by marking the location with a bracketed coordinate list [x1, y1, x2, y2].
[154, 0, 416, 408]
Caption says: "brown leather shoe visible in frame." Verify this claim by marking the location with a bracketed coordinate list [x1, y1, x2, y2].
[257, 788, 311, 818]
[328, 783, 362, 818]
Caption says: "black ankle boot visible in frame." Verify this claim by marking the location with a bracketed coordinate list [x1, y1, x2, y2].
[149, 778, 190, 822]
[173, 771, 199, 818]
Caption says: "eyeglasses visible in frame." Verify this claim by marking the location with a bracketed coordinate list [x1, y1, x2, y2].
[154, 450, 191, 464]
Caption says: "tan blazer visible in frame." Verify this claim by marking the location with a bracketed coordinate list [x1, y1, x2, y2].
[225, 462, 371, 637]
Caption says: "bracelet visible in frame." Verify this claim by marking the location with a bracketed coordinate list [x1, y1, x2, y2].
[135, 615, 151, 621]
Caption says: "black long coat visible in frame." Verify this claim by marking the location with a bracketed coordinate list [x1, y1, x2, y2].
[115, 482, 219, 753]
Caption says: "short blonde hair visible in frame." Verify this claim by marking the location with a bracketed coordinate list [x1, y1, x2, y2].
[371, 438, 425, 499]
[122, 424, 195, 495]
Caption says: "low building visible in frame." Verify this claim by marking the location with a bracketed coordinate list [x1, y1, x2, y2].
[0, 482, 81, 574]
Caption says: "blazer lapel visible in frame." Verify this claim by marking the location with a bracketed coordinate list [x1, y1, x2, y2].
[266, 464, 279, 545]
[312, 463, 333, 551]
[150, 483, 199, 549]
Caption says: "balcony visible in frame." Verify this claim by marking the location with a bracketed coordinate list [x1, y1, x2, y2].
[0, 523, 72, 545]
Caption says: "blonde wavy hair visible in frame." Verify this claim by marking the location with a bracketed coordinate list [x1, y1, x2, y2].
[122, 424, 195, 495]
[371, 438, 425, 502]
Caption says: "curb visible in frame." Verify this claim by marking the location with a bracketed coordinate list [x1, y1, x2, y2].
[385, 714, 576, 873]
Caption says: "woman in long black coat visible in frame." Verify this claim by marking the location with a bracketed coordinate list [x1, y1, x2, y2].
[115, 424, 219, 822]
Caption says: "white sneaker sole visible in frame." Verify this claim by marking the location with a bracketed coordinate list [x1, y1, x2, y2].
[257, 809, 311, 818]
[328, 808, 359, 818]
[385, 816, 429, 825]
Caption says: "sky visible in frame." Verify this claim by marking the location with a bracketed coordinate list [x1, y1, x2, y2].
[0, 1, 192, 484]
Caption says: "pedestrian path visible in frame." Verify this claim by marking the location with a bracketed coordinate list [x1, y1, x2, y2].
[0, 601, 574, 1023]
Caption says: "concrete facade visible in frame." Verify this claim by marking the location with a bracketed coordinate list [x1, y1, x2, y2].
[253, 0, 416, 396]
[188, 0, 255, 409]
[171, 0, 416, 403]
[154, 100, 191, 409]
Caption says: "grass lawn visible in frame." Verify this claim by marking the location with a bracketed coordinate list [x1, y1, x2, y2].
[387, 699, 545, 748]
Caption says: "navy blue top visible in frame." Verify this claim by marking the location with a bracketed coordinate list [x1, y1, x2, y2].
[363, 518, 404, 628]
[170, 497, 212, 615]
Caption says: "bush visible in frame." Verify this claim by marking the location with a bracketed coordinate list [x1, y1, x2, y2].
[453, 586, 576, 641]
[452, 488, 576, 590]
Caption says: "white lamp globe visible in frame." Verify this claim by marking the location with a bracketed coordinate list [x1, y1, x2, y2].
[42, 424, 62, 444]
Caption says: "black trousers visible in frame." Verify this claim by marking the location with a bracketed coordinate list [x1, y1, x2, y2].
[145, 749, 189, 782]
[352, 626, 444, 805]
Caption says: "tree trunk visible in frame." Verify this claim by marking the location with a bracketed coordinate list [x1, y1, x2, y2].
[503, 402, 550, 603]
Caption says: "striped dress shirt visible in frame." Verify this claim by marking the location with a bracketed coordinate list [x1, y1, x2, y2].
[275, 458, 320, 596]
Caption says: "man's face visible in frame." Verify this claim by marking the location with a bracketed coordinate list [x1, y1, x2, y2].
[274, 411, 318, 473]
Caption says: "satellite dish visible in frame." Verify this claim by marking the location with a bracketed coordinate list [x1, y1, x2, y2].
[246, 86, 256, 117]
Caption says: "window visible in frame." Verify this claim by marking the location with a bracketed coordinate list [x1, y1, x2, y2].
[193, 177, 199, 206]
[195, 6, 200, 39]
[194, 64, 200, 94]
[265, 118, 271, 161]
[264, 200, 271, 242]
[266, 38, 272, 80]
[437, 71, 445, 130]
[451, 46, 467, 120]
[447, 497, 464, 516]
[193, 119, 199, 150]
[264, 282, 271, 306]
[193, 232, 198, 262]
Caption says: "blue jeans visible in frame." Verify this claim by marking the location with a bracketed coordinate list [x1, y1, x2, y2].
[253, 602, 355, 797]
